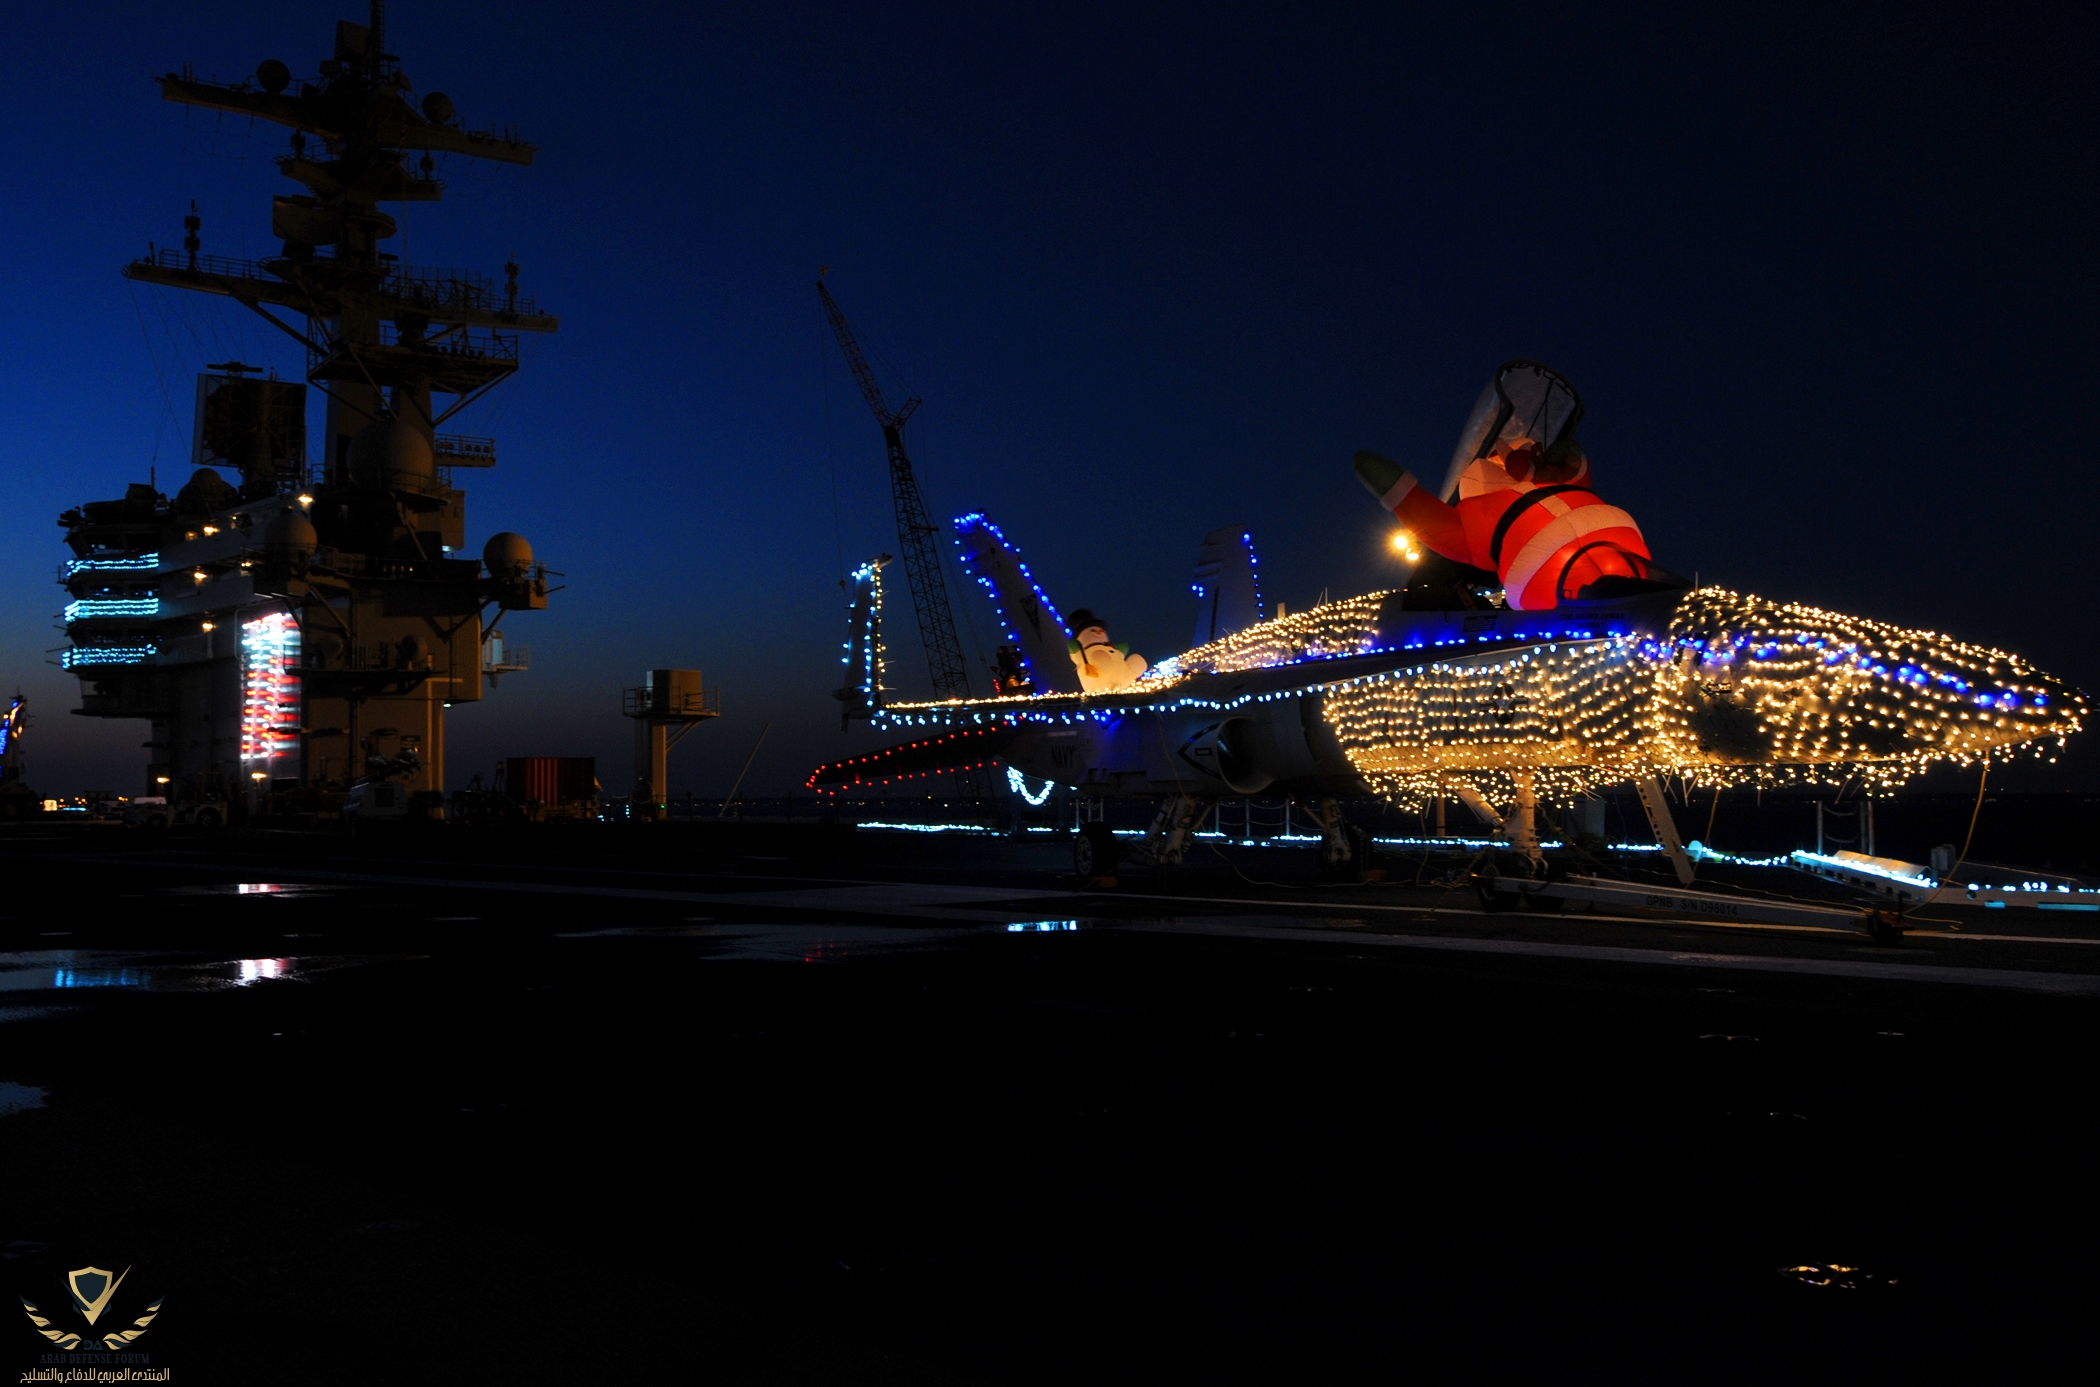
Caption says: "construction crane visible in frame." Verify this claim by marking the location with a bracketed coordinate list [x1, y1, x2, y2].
[817, 279, 974, 701]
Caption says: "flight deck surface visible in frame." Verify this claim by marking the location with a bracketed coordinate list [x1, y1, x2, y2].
[2, 820, 2095, 1382]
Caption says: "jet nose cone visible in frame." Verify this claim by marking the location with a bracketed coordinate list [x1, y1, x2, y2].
[1962, 670, 2087, 755]
[1353, 450, 1406, 500]
[1673, 589, 2088, 771]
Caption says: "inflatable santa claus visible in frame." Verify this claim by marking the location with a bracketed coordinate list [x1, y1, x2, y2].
[1352, 362, 1652, 611]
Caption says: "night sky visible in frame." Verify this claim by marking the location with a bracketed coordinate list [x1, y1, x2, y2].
[4, 2, 2096, 798]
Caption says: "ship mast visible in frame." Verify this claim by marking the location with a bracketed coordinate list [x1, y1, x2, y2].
[126, 0, 557, 482]
[60, 4, 555, 810]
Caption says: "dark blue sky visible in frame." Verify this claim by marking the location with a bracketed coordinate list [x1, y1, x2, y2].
[5, 2, 2097, 796]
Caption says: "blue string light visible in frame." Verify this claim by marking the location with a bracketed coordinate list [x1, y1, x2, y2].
[64, 598, 161, 621]
[1006, 765, 1055, 805]
[953, 512, 1071, 687]
[63, 553, 160, 577]
[61, 645, 156, 669]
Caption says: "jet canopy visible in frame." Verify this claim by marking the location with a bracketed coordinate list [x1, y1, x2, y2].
[1438, 360, 1585, 502]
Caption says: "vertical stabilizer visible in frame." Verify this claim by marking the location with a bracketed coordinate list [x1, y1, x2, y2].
[954, 514, 1079, 694]
[1190, 527, 1265, 648]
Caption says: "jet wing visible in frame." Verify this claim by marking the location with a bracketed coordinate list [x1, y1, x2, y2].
[808, 726, 1024, 792]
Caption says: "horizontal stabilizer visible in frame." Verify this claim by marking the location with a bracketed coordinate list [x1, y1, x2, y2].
[954, 514, 1080, 693]
[808, 726, 1021, 790]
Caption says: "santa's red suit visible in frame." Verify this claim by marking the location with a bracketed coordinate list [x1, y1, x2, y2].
[1354, 441, 1650, 611]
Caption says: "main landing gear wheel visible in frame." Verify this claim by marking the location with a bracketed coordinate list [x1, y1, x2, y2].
[1074, 822, 1119, 878]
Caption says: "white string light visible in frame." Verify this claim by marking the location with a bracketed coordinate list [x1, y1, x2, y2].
[820, 580, 2085, 806]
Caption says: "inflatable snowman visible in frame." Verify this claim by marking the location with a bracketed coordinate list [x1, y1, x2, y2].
[1065, 608, 1147, 693]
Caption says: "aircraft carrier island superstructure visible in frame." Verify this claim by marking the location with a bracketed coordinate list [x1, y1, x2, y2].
[61, 5, 553, 809]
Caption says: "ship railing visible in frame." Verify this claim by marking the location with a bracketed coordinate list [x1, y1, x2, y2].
[129, 248, 543, 318]
[622, 686, 722, 719]
[299, 645, 441, 673]
[130, 247, 280, 283]
[378, 268, 538, 318]
[374, 322, 521, 358]
[434, 435, 497, 465]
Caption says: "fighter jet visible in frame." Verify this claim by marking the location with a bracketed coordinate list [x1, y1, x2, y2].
[812, 363, 2086, 880]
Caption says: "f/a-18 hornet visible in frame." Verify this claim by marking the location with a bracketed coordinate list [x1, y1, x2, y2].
[811, 361, 2085, 880]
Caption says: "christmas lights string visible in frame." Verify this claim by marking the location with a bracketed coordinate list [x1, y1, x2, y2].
[822, 583, 2085, 806]
[238, 611, 301, 763]
[1157, 589, 1388, 680]
[1326, 587, 2086, 807]
[838, 559, 887, 713]
[953, 513, 1071, 686]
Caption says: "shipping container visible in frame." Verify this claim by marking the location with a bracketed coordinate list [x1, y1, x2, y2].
[504, 756, 597, 805]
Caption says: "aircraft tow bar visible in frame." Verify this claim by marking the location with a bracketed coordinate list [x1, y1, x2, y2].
[1478, 872, 1902, 943]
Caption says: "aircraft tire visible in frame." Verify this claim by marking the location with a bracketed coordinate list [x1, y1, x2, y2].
[1074, 822, 1119, 878]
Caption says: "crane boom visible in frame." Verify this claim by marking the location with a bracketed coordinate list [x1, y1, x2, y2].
[817, 281, 972, 701]
[818, 282, 916, 429]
